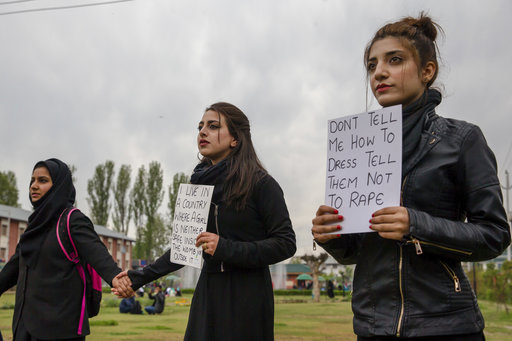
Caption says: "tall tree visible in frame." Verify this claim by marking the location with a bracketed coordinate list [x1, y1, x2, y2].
[87, 160, 115, 226]
[112, 164, 132, 235]
[68, 164, 78, 206]
[130, 166, 147, 259]
[130, 162, 166, 261]
[300, 253, 329, 302]
[167, 172, 189, 233]
[151, 214, 168, 259]
[68, 164, 78, 184]
[483, 261, 512, 313]
[142, 161, 165, 261]
[0, 171, 20, 207]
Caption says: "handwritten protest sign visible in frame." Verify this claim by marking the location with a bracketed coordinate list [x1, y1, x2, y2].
[170, 184, 214, 268]
[325, 105, 402, 234]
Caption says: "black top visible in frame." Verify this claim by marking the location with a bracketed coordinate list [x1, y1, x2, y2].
[148, 291, 166, 314]
[0, 211, 122, 339]
[128, 174, 296, 287]
[128, 173, 296, 340]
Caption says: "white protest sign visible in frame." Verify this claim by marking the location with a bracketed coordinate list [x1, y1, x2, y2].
[170, 184, 214, 268]
[325, 105, 402, 234]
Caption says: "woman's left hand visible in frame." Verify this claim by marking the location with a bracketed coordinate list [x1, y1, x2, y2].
[370, 206, 410, 241]
[195, 232, 219, 256]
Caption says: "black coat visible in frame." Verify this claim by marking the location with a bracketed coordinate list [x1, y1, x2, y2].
[129, 174, 296, 341]
[320, 113, 511, 338]
[148, 291, 166, 314]
[0, 211, 121, 339]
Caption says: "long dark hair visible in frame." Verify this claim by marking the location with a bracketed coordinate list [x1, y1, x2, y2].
[201, 102, 267, 210]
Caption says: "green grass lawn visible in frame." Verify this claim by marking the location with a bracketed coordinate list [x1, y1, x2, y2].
[0, 292, 511, 340]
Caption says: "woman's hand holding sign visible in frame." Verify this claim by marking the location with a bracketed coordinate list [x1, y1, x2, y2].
[196, 232, 219, 256]
[369, 206, 410, 240]
[311, 205, 344, 243]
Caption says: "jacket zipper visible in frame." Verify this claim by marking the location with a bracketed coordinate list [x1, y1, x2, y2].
[396, 246, 405, 337]
[407, 238, 472, 256]
[396, 176, 408, 337]
[410, 237, 423, 255]
[440, 261, 461, 292]
[213, 203, 224, 272]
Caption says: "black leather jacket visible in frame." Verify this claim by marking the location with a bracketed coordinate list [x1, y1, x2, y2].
[320, 112, 511, 338]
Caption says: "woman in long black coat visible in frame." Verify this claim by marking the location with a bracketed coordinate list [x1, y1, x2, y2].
[115, 102, 296, 341]
[0, 159, 131, 340]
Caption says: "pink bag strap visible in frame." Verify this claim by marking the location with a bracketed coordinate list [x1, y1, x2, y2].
[55, 207, 86, 335]
[56, 207, 80, 263]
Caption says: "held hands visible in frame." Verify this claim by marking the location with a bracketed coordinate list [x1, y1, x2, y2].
[369, 206, 410, 241]
[312, 205, 410, 242]
[111, 271, 135, 298]
[195, 232, 219, 256]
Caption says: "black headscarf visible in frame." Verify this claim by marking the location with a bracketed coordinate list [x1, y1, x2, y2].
[402, 89, 441, 177]
[20, 158, 76, 268]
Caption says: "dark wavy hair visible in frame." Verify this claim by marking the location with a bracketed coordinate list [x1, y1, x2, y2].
[201, 102, 267, 210]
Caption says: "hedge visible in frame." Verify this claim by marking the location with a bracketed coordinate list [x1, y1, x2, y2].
[170, 289, 350, 297]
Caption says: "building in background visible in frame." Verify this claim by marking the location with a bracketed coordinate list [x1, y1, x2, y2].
[0, 203, 134, 270]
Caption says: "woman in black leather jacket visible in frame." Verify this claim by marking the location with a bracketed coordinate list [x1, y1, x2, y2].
[312, 14, 510, 340]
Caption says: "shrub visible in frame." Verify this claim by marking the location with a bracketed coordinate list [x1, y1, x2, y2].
[90, 320, 118, 326]
[102, 298, 120, 308]
[273, 289, 351, 297]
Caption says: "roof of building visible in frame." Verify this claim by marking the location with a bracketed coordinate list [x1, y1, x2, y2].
[0, 204, 134, 242]
[95, 224, 135, 242]
[0, 204, 30, 222]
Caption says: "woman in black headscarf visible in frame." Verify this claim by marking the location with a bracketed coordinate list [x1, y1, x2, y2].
[0, 158, 132, 340]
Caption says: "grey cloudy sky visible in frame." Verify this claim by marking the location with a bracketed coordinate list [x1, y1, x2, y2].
[1, 0, 511, 254]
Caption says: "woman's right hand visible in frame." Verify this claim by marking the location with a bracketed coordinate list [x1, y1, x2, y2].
[311, 205, 344, 243]
[112, 271, 134, 298]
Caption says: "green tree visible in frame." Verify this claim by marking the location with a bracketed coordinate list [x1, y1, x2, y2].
[87, 160, 115, 226]
[130, 166, 147, 259]
[130, 162, 166, 261]
[142, 161, 165, 261]
[151, 214, 168, 257]
[68, 164, 77, 184]
[68, 164, 79, 207]
[167, 172, 189, 233]
[484, 261, 512, 313]
[0, 171, 20, 207]
[112, 164, 132, 235]
[300, 253, 328, 302]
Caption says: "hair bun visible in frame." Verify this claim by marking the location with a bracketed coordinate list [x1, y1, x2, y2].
[412, 13, 438, 42]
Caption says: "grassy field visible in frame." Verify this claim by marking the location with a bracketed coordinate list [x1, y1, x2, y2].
[0, 292, 511, 340]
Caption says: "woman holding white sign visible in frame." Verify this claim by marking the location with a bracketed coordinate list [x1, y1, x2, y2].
[312, 13, 510, 340]
[114, 102, 296, 341]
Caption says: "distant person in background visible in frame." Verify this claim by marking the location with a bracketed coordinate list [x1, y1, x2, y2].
[145, 285, 165, 315]
[119, 296, 135, 313]
[326, 280, 335, 299]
